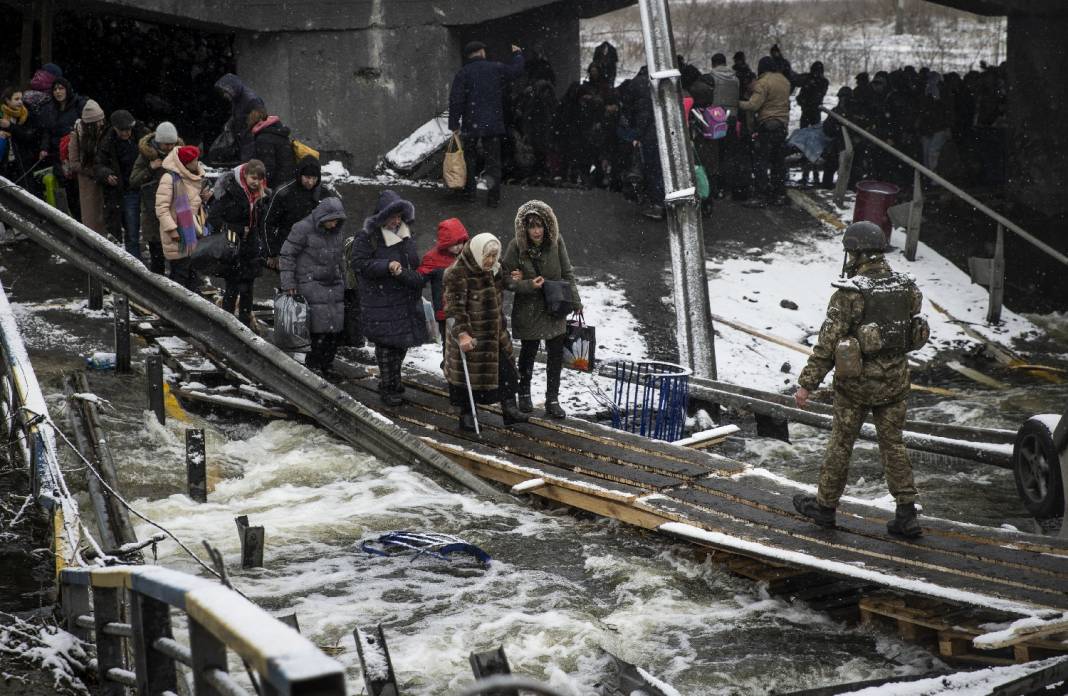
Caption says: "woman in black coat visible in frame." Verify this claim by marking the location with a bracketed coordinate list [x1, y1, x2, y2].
[350, 190, 427, 406]
[38, 78, 86, 220]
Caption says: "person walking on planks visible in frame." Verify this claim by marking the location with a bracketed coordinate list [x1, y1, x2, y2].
[792, 221, 930, 539]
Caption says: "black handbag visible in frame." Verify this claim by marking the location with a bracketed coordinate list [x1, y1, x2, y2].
[530, 253, 574, 319]
[189, 228, 238, 276]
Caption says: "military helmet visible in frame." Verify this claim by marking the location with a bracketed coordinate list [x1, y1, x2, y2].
[842, 221, 886, 252]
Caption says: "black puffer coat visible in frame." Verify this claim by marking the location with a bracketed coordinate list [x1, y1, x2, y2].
[279, 197, 347, 334]
[206, 166, 268, 281]
[263, 156, 337, 256]
[349, 190, 428, 348]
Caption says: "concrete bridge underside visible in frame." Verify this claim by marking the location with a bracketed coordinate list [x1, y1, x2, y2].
[64, 0, 633, 173]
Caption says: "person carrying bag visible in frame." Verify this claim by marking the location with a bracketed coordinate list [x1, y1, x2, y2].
[501, 199, 581, 419]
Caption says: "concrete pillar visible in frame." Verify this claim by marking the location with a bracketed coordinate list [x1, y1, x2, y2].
[234, 2, 581, 173]
[1005, 12, 1068, 216]
[235, 24, 457, 173]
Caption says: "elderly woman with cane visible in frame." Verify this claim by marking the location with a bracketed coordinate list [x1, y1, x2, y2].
[444, 232, 529, 432]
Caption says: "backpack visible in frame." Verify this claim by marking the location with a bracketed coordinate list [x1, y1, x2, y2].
[58, 132, 75, 179]
[697, 105, 730, 140]
[291, 138, 320, 162]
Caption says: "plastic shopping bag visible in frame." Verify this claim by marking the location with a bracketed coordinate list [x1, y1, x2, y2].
[562, 314, 595, 372]
[273, 291, 311, 353]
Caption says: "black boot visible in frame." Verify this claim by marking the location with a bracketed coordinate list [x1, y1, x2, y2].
[517, 391, 533, 413]
[501, 399, 529, 426]
[793, 494, 836, 528]
[459, 411, 478, 432]
[544, 398, 566, 419]
[887, 503, 923, 539]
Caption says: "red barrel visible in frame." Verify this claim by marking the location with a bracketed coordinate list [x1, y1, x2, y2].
[853, 180, 900, 242]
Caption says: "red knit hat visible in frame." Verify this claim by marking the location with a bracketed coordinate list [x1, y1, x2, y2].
[177, 146, 200, 165]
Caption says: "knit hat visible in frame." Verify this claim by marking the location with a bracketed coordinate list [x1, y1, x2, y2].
[297, 155, 321, 179]
[177, 146, 200, 165]
[110, 109, 135, 130]
[81, 100, 105, 124]
[42, 63, 63, 77]
[155, 121, 178, 144]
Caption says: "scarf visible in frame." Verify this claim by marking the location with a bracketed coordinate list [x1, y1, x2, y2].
[170, 172, 201, 253]
[1, 103, 28, 126]
[381, 221, 411, 247]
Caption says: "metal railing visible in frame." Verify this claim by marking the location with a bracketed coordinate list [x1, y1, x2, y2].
[0, 278, 84, 574]
[821, 106, 1068, 323]
[60, 564, 345, 696]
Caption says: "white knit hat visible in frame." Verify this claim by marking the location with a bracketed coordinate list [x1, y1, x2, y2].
[155, 121, 178, 144]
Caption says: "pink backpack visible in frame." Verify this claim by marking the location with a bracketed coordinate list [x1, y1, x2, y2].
[697, 105, 729, 140]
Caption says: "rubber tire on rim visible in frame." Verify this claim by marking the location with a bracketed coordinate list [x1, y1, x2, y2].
[1013, 416, 1064, 519]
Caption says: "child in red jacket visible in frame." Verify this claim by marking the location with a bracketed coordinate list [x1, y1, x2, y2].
[418, 217, 470, 359]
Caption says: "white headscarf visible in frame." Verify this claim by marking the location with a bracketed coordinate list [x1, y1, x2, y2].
[468, 232, 501, 274]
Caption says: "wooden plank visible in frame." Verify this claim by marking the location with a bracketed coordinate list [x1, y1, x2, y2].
[723, 471, 1068, 557]
[154, 336, 223, 381]
[172, 387, 292, 420]
[342, 378, 690, 490]
[692, 475, 1068, 578]
[401, 370, 741, 474]
[641, 492, 1068, 610]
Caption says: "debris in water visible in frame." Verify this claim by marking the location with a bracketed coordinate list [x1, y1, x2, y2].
[360, 531, 492, 566]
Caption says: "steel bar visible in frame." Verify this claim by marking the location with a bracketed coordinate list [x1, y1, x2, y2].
[186, 428, 207, 503]
[0, 178, 507, 502]
[190, 618, 228, 696]
[92, 585, 126, 696]
[62, 585, 92, 641]
[904, 168, 923, 261]
[101, 621, 133, 638]
[146, 353, 165, 425]
[132, 595, 180, 694]
[153, 637, 192, 666]
[235, 515, 264, 569]
[88, 274, 104, 311]
[821, 107, 1068, 269]
[988, 224, 1005, 324]
[638, 0, 717, 379]
[203, 668, 253, 696]
[114, 294, 130, 372]
[75, 614, 95, 630]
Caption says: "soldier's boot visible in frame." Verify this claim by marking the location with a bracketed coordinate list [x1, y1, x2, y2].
[793, 494, 836, 529]
[887, 503, 923, 539]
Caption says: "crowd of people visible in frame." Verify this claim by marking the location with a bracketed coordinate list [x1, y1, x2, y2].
[448, 40, 1009, 216]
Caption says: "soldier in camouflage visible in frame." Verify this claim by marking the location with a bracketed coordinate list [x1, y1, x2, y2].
[792, 221, 929, 539]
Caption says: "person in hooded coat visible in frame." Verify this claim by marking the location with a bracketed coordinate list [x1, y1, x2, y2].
[349, 190, 427, 405]
[501, 199, 581, 419]
[95, 110, 151, 258]
[444, 232, 529, 431]
[249, 109, 296, 188]
[39, 77, 88, 220]
[263, 156, 338, 264]
[418, 217, 470, 357]
[207, 160, 269, 327]
[213, 73, 265, 163]
[279, 198, 347, 374]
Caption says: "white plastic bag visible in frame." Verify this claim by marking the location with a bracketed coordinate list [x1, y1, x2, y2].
[423, 298, 440, 344]
[274, 292, 311, 353]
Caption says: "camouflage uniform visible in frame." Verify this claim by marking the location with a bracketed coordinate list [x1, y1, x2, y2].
[798, 256, 924, 508]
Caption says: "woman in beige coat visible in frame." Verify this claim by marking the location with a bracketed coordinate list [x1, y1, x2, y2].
[67, 99, 107, 234]
[155, 145, 207, 290]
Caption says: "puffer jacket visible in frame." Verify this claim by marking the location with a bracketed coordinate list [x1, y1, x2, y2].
[501, 200, 581, 341]
[278, 197, 347, 334]
[349, 190, 428, 348]
[444, 243, 510, 391]
[207, 165, 268, 281]
[154, 148, 206, 260]
[418, 217, 470, 321]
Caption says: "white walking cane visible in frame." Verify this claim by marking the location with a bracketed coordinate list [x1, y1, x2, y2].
[447, 318, 480, 436]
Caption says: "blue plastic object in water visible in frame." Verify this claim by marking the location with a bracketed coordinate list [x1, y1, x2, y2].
[360, 531, 492, 566]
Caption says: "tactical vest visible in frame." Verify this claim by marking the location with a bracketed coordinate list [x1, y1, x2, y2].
[851, 272, 913, 356]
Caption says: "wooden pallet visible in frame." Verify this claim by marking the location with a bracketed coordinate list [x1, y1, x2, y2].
[859, 592, 1068, 666]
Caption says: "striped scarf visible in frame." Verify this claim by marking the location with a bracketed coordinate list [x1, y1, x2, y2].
[170, 173, 200, 253]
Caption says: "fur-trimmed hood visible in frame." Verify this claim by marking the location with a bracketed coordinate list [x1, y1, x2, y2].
[364, 189, 415, 234]
[513, 199, 559, 253]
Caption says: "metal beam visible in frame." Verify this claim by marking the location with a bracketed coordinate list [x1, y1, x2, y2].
[637, 0, 717, 379]
[0, 176, 508, 503]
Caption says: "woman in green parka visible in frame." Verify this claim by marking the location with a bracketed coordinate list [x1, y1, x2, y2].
[501, 199, 582, 419]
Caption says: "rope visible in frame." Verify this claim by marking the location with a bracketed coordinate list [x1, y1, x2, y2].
[24, 406, 227, 584]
